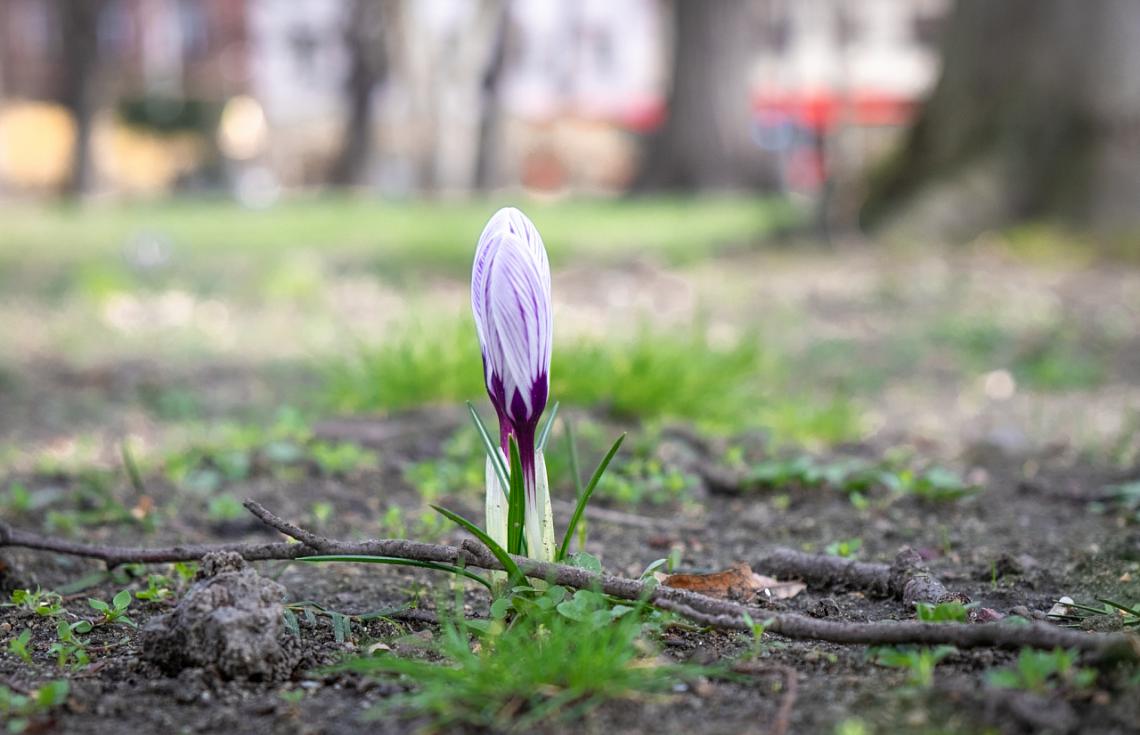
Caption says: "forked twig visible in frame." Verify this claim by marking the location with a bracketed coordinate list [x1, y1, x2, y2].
[1, 502, 1136, 663]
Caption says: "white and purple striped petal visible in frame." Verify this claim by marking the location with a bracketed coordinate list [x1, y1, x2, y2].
[471, 206, 554, 560]
[477, 207, 550, 296]
[471, 207, 552, 443]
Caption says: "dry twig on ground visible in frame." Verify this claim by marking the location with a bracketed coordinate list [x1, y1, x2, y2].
[2, 502, 1136, 663]
[758, 547, 960, 606]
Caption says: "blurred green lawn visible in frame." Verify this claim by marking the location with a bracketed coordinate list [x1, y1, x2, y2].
[0, 195, 1135, 466]
[0, 195, 799, 293]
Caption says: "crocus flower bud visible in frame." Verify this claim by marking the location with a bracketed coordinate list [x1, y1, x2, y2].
[471, 207, 555, 561]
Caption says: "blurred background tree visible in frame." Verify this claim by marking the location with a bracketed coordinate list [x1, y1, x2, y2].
[862, 0, 1140, 240]
[57, 0, 106, 199]
[5, 0, 1140, 252]
[634, 0, 776, 192]
[327, 0, 391, 187]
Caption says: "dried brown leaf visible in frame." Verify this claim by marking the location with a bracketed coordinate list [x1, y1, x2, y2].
[663, 561, 804, 601]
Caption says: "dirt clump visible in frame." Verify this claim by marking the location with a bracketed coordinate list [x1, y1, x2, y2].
[140, 551, 300, 681]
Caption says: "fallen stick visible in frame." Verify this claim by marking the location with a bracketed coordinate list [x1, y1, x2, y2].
[758, 547, 960, 606]
[2, 505, 1136, 662]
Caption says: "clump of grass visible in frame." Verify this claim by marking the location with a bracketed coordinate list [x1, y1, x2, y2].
[323, 316, 862, 443]
[335, 587, 695, 731]
[324, 319, 484, 414]
[1, 196, 798, 280]
[554, 326, 772, 426]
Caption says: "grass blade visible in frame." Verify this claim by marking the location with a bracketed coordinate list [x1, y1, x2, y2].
[120, 441, 146, 495]
[299, 555, 492, 590]
[506, 436, 527, 555]
[565, 420, 586, 549]
[537, 401, 560, 451]
[467, 401, 509, 494]
[565, 419, 584, 498]
[557, 433, 625, 561]
[432, 504, 523, 584]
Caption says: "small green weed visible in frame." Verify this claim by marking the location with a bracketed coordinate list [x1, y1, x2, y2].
[134, 574, 177, 602]
[744, 454, 978, 505]
[403, 431, 485, 502]
[835, 719, 870, 735]
[309, 442, 377, 476]
[88, 590, 135, 628]
[1, 483, 32, 513]
[310, 501, 334, 527]
[6, 589, 63, 617]
[47, 620, 91, 669]
[915, 601, 970, 623]
[206, 494, 245, 521]
[6, 630, 33, 664]
[825, 538, 863, 558]
[0, 680, 70, 734]
[868, 645, 957, 688]
[35, 470, 149, 535]
[594, 457, 697, 506]
[985, 648, 1097, 693]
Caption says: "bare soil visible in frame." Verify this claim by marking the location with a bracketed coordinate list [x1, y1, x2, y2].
[2, 409, 1138, 735]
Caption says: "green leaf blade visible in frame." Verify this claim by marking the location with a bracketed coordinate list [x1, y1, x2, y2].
[506, 436, 527, 555]
[467, 401, 510, 493]
[431, 504, 523, 585]
[299, 555, 492, 590]
[557, 433, 625, 561]
[537, 402, 560, 451]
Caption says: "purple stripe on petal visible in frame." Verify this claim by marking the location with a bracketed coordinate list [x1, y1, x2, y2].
[478, 208, 550, 296]
[486, 236, 550, 429]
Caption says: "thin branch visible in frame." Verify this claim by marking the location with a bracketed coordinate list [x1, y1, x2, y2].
[0, 519, 312, 569]
[2, 507, 1136, 663]
[758, 547, 890, 596]
[758, 546, 958, 606]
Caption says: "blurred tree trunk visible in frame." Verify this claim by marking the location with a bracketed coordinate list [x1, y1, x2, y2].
[862, 0, 1140, 237]
[58, 0, 104, 199]
[633, 0, 773, 192]
[328, 0, 391, 187]
[472, 2, 510, 191]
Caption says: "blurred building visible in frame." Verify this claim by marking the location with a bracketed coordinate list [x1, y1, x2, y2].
[0, 0, 246, 193]
[0, 0, 949, 198]
[753, 0, 949, 194]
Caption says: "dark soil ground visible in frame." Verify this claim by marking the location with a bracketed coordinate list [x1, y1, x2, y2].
[2, 409, 1138, 735]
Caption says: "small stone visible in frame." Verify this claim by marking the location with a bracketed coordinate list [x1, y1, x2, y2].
[1047, 597, 1075, 617]
[809, 598, 842, 618]
[969, 607, 1005, 623]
